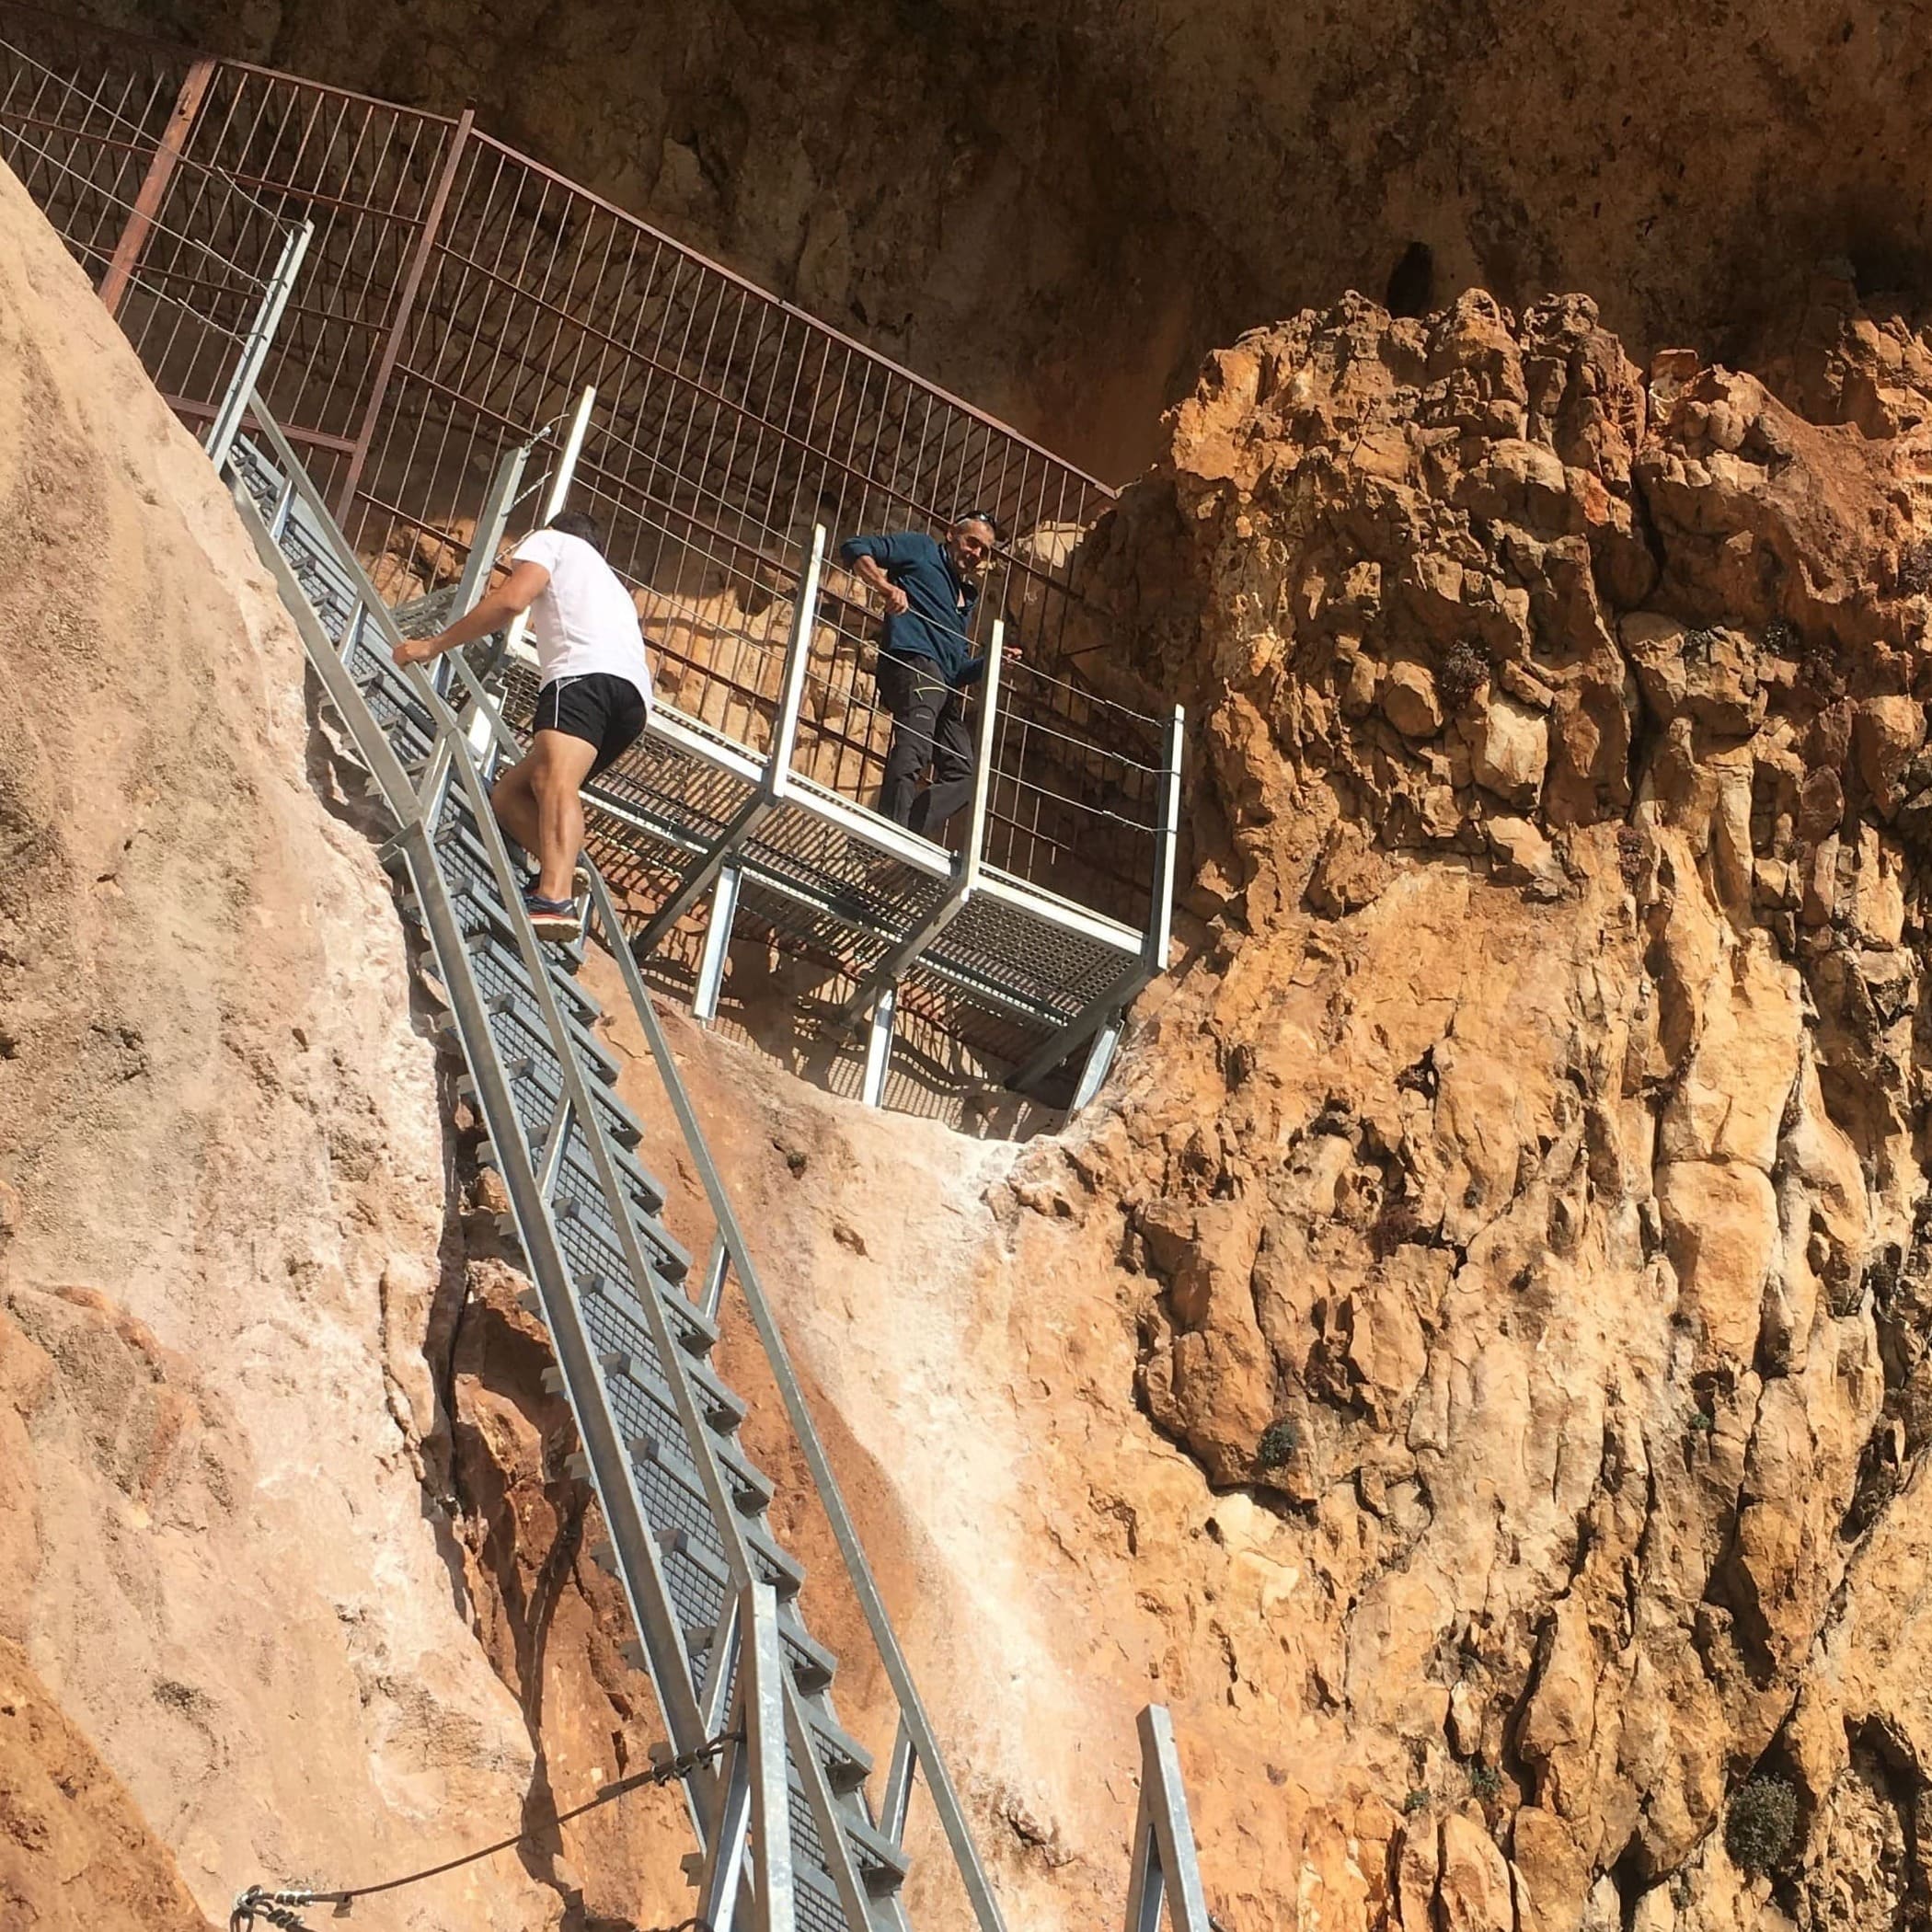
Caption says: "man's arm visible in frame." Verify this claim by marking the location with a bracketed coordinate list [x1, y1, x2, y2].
[393, 558, 549, 667]
[848, 551, 908, 615]
[837, 533, 915, 616]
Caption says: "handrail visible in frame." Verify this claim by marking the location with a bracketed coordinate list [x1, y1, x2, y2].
[226, 443, 723, 1823]
[230, 401, 1008, 1932]
[581, 866, 1010, 1932]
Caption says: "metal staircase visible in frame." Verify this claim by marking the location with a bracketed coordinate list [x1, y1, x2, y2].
[224, 412, 945, 1932]
[218, 408, 1210, 1932]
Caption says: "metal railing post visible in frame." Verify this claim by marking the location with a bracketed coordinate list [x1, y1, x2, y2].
[695, 1584, 790, 1932]
[767, 523, 825, 794]
[454, 438, 531, 616]
[1124, 1707, 1211, 1932]
[1144, 706, 1185, 975]
[500, 383, 597, 670]
[333, 107, 474, 523]
[457, 436, 535, 753]
[98, 56, 214, 316]
[202, 217, 312, 473]
[744, 1581, 796, 1932]
[959, 623, 1005, 879]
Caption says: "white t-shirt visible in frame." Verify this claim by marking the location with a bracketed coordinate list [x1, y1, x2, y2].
[511, 529, 653, 705]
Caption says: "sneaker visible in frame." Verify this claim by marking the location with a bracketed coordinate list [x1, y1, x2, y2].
[523, 863, 593, 901]
[523, 891, 581, 943]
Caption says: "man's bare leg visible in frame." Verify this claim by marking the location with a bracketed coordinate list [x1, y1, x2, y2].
[490, 731, 597, 897]
[524, 730, 598, 901]
[489, 758, 541, 866]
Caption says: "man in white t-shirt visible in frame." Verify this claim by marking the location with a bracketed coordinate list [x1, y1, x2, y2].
[394, 509, 654, 941]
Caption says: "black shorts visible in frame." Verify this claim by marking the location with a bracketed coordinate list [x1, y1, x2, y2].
[533, 673, 649, 776]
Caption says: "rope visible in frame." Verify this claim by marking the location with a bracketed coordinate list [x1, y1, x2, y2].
[229, 1731, 735, 1930]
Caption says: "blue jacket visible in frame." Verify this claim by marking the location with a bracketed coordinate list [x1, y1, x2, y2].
[838, 531, 984, 687]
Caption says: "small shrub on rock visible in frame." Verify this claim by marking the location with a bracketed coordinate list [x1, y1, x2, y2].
[1616, 825, 1648, 889]
[1467, 1763, 1503, 1800]
[1255, 1419, 1299, 1468]
[1725, 1775, 1799, 1873]
[1901, 541, 1932, 597]
[1437, 639, 1489, 714]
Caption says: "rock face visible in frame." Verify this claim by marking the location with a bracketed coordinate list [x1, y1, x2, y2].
[20, 37, 1932, 1931]
[0, 159, 563, 1926]
[115, 0, 1932, 477]
[1017, 286, 1932, 1927]
[0, 1636, 215, 1930]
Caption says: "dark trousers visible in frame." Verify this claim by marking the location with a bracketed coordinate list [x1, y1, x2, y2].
[874, 651, 973, 837]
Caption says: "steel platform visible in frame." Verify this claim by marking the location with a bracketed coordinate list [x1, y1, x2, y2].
[454, 543, 1181, 1111]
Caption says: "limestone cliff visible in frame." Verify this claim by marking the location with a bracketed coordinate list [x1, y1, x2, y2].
[0, 157, 565, 1926]
[1006, 284, 1932, 1929]
[107, 0, 1932, 476]
[17, 22, 1932, 1928]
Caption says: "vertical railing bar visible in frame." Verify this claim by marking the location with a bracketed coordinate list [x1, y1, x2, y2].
[879, 1717, 918, 1847]
[743, 1582, 795, 1932]
[698, 1232, 731, 1323]
[498, 381, 594, 669]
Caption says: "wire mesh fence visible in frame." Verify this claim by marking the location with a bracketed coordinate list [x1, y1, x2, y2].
[0, 24, 278, 418]
[0, 1, 1176, 952]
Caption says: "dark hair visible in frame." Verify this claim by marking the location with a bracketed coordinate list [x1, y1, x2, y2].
[549, 508, 604, 552]
[956, 509, 1002, 543]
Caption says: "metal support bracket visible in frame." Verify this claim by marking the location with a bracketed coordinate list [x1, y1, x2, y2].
[694, 865, 743, 1024]
[860, 983, 896, 1109]
[1071, 1012, 1125, 1112]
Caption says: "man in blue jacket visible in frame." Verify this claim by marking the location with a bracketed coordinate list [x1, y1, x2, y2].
[839, 512, 1006, 838]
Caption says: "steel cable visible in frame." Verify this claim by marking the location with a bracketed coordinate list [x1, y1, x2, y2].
[229, 1731, 734, 1930]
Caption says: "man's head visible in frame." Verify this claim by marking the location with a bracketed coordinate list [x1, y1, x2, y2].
[549, 508, 604, 553]
[947, 511, 1000, 580]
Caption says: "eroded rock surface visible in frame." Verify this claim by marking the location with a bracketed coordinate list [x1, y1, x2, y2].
[0, 159, 562, 1926]
[1020, 287, 1932, 1927]
[341, 285, 1932, 1932]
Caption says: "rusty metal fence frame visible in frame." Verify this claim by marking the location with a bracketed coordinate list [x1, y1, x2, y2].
[0, 0, 1179, 1099]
